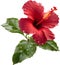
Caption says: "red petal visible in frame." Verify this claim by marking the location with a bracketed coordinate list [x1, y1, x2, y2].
[23, 1, 44, 20]
[42, 28, 55, 40]
[33, 30, 47, 45]
[19, 18, 37, 34]
[32, 28, 54, 45]
[41, 12, 59, 28]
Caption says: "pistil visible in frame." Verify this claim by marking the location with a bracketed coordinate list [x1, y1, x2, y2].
[36, 7, 57, 26]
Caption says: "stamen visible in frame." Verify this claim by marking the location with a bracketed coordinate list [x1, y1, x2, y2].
[36, 7, 57, 26]
[43, 7, 57, 20]
[43, 12, 50, 20]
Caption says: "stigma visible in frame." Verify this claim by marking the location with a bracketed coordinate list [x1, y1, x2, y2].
[36, 7, 57, 26]
[43, 7, 57, 20]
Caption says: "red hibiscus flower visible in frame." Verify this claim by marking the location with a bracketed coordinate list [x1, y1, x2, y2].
[19, 0, 59, 45]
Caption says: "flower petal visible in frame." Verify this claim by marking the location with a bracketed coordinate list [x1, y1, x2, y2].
[32, 28, 54, 45]
[33, 30, 47, 45]
[23, 1, 44, 20]
[19, 18, 37, 34]
[41, 12, 59, 28]
[42, 28, 55, 40]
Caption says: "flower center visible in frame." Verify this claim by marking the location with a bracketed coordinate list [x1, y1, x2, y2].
[33, 20, 42, 29]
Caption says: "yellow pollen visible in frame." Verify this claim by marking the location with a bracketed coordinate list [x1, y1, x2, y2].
[36, 7, 57, 26]
[43, 12, 51, 20]
[43, 7, 57, 20]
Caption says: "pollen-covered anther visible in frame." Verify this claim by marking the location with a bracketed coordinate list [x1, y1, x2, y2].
[35, 7, 57, 26]
[43, 7, 57, 20]
[43, 12, 51, 20]
[36, 12, 51, 25]
[36, 7, 57, 25]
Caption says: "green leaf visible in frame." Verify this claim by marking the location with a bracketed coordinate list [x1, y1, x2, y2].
[12, 40, 36, 64]
[39, 40, 59, 51]
[2, 18, 23, 34]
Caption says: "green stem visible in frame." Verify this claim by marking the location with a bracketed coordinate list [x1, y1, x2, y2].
[23, 33, 29, 42]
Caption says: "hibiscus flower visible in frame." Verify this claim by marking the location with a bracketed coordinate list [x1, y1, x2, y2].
[19, 0, 59, 45]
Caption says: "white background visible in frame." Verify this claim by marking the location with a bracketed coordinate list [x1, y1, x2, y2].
[0, 0, 60, 65]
